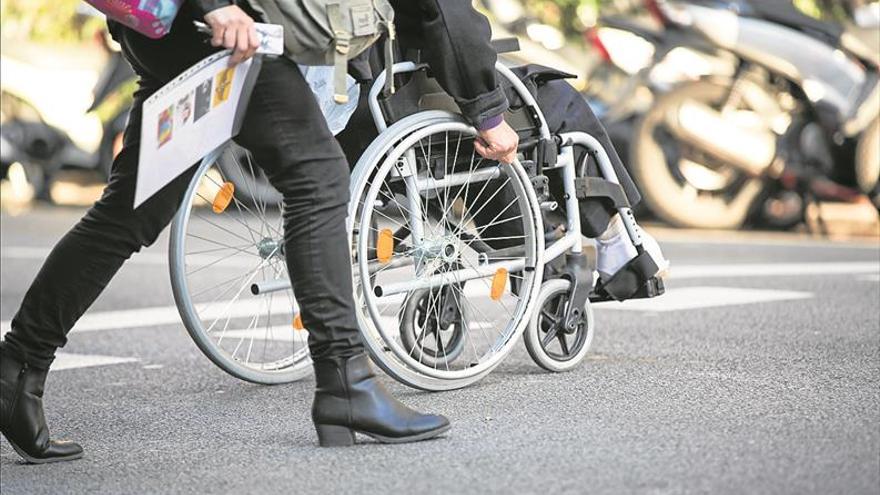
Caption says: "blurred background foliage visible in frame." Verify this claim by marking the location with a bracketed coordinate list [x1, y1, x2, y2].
[0, 0, 867, 44]
[0, 0, 102, 43]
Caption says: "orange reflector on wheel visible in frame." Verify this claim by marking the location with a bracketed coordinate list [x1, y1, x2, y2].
[212, 182, 235, 213]
[490, 268, 508, 301]
[292, 313, 304, 331]
[377, 228, 394, 264]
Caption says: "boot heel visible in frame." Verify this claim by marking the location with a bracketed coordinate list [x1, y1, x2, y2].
[315, 424, 355, 447]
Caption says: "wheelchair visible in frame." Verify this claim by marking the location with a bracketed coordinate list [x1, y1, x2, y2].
[167, 40, 665, 389]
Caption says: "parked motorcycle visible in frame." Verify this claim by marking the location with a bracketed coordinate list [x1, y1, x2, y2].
[629, 0, 880, 229]
[0, 26, 135, 201]
[0, 91, 65, 199]
[583, 0, 736, 168]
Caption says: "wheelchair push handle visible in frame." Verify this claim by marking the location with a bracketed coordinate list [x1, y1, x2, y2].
[490, 37, 521, 54]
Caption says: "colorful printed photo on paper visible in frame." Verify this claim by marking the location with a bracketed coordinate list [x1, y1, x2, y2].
[212, 67, 235, 108]
[157, 105, 173, 148]
[176, 92, 193, 127]
[194, 78, 213, 122]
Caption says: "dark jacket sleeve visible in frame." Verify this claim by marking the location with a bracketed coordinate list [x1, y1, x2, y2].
[391, 0, 508, 127]
[189, 0, 233, 17]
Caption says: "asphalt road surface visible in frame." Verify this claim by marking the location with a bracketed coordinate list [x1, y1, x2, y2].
[1, 206, 878, 494]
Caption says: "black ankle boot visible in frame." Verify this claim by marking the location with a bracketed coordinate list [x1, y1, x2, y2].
[0, 353, 83, 463]
[312, 353, 450, 446]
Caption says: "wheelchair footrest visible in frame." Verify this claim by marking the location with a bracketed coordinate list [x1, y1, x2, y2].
[589, 276, 665, 303]
[589, 251, 666, 302]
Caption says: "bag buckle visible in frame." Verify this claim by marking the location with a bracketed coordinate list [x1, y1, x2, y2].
[335, 32, 351, 55]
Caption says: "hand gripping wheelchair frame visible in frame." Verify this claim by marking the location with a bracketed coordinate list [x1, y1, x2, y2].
[167, 41, 665, 390]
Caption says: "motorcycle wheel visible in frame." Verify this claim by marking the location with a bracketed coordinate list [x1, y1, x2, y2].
[630, 80, 765, 229]
[855, 118, 880, 207]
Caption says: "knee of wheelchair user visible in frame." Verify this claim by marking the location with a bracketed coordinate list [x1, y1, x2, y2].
[577, 200, 616, 239]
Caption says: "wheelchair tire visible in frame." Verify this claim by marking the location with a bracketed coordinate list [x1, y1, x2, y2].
[524, 279, 594, 373]
[349, 114, 545, 391]
[169, 148, 313, 385]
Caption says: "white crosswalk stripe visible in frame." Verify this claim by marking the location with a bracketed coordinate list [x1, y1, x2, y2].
[670, 262, 878, 279]
[51, 352, 138, 371]
[2, 258, 870, 371]
[594, 286, 813, 312]
[0, 298, 295, 337]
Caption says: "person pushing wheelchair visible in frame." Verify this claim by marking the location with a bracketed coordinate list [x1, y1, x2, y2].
[0, 0, 665, 463]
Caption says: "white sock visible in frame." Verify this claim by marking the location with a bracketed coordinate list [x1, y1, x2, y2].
[596, 215, 637, 279]
[598, 213, 625, 241]
[595, 215, 670, 279]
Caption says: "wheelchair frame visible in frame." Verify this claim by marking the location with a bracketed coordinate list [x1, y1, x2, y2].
[240, 59, 651, 299]
[354, 60, 652, 301]
[167, 51, 662, 387]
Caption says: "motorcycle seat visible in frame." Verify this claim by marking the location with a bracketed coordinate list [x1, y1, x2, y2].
[746, 0, 843, 47]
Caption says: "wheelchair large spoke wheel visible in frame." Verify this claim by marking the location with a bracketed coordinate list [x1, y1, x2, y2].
[170, 146, 312, 384]
[350, 120, 544, 390]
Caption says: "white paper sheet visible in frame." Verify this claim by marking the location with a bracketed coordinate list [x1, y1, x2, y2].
[135, 52, 256, 207]
[134, 23, 282, 208]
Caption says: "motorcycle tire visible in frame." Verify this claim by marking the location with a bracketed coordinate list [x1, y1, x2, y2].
[855, 117, 880, 206]
[630, 79, 764, 229]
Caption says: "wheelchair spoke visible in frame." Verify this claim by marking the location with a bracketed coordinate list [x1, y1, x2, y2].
[352, 124, 542, 384]
[541, 325, 559, 348]
[175, 155, 308, 383]
[210, 166, 283, 240]
[452, 176, 513, 240]
[186, 243, 255, 256]
[190, 207, 258, 246]
[186, 246, 256, 276]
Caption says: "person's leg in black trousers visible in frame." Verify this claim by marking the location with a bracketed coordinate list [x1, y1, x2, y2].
[233, 59, 364, 360]
[0, 22, 448, 463]
[233, 58, 448, 447]
[0, 79, 195, 462]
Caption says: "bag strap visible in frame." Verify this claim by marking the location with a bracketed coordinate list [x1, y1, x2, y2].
[327, 3, 352, 103]
[383, 21, 395, 97]
[259, 0, 393, 105]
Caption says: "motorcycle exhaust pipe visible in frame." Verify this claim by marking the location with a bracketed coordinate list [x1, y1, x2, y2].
[672, 101, 777, 177]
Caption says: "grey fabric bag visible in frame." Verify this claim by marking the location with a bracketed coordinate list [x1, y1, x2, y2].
[249, 0, 395, 103]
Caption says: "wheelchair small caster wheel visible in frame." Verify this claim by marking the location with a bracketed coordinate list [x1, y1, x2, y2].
[400, 287, 467, 368]
[524, 279, 594, 372]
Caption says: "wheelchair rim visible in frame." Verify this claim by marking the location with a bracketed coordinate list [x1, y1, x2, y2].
[354, 122, 545, 382]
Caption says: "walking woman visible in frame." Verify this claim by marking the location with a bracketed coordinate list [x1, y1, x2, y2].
[0, 0, 523, 463]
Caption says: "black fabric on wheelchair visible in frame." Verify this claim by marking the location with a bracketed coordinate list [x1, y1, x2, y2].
[574, 177, 630, 210]
[594, 250, 663, 302]
[492, 64, 642, 240]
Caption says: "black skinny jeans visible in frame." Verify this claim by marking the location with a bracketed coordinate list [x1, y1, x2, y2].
[1, 22, 363, 369]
